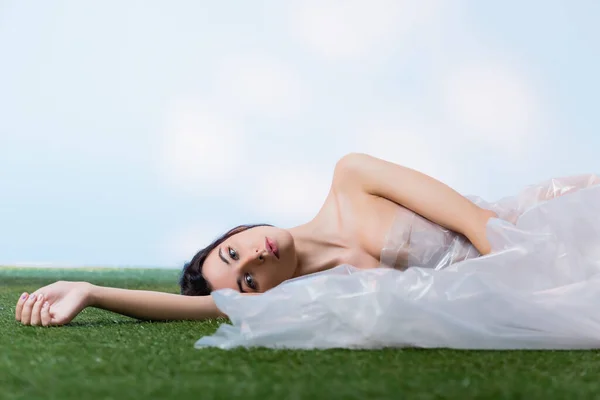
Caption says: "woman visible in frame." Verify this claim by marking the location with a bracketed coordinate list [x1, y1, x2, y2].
[13, 153, 591, 328]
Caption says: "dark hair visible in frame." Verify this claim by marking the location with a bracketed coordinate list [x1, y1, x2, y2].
[179, 224, 273, 296]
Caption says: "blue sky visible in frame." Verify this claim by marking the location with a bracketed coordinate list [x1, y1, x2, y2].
[1, 0, 599, 268]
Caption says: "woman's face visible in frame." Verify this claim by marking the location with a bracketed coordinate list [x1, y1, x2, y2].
[201, 226, 298, 293]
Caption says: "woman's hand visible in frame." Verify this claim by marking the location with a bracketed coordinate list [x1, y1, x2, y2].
[15, 281, 93, 327]
[464, 208, 499, 256]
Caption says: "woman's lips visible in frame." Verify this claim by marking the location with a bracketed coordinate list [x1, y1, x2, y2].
[265, 237, 279, 259]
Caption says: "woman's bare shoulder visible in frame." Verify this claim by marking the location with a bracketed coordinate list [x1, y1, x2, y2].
[311, 156, 403, 265]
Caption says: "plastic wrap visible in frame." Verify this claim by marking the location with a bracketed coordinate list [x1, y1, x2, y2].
[195, 174, 600, 350]
[381, 174, 600, 271]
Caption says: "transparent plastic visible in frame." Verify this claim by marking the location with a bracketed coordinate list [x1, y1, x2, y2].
[195, 174, 600, 350]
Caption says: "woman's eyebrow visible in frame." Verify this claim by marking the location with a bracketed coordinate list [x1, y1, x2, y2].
[236, 277, 246, 293]
[218, 248, 230, 265]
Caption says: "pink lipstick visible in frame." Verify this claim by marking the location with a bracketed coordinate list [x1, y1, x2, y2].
[265, 237, 279, 259]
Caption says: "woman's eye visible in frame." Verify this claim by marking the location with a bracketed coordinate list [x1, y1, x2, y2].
[228, 247, 238, 260]
[244, 273, 257, 290]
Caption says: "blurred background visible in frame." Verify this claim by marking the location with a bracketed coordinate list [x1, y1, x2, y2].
[1, 0, 598, 268]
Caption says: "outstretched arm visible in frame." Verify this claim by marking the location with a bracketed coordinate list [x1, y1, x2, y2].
[15, 281, 225, 327]
[90, 285, 224, 321]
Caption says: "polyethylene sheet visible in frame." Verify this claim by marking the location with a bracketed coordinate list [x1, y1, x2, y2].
[196, 175, 600, 350]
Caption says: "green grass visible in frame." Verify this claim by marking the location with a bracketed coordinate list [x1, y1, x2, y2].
[2, 267, 600, 400]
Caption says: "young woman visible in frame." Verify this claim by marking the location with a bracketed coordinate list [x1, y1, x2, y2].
[14, 153, 593, 328]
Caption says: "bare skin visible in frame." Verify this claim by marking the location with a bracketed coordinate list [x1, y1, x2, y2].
[16, 153, 499, 327]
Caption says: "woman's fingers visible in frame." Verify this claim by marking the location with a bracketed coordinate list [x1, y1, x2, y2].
[30, 294, 45, 326]
[41, 302, 52, 327]
[16, 291, 53, 327]
[19, 293, 37, 325]
[15, 292, 29, 321]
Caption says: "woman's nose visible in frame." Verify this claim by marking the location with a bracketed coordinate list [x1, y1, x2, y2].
[236, 249, 266, 271]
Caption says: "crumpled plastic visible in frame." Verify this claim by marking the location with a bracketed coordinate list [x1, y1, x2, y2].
[195, 174, 600, 350]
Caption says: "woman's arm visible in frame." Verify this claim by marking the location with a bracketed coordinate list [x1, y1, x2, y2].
[15, 281, 225, 327]
[89, 285, 224, 321]
[335, 153, 497, 255]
